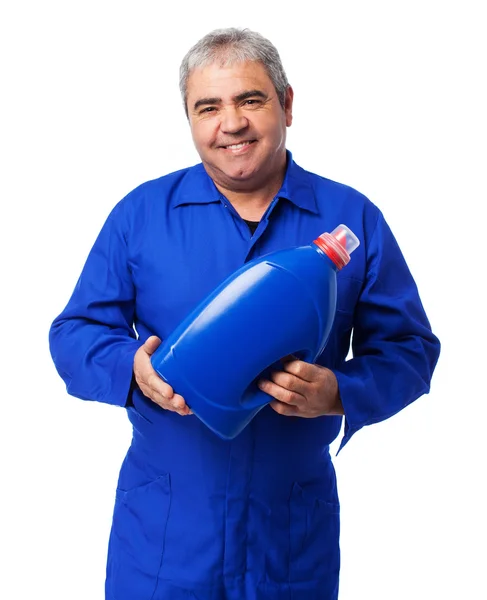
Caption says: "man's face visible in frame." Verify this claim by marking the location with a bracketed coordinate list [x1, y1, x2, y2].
[186, 60, 293, 192]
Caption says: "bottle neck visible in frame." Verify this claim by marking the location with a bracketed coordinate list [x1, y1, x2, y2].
[313, 234, 350, 270]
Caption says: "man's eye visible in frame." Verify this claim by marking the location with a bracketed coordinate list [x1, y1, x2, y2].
[244, 99, 260, 105]
[200, 107, 216, 114]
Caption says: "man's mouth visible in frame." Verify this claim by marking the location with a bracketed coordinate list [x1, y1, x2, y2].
[220, 140, 256, 150]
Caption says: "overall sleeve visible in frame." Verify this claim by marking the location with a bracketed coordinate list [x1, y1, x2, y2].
[334, 212, 441, 451]
[49, 202, 143, 406]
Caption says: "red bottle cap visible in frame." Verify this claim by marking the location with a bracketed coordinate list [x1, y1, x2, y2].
[313, 225, 360, 270]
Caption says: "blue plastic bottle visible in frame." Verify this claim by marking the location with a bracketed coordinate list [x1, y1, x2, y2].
[150, 224, 360, 439]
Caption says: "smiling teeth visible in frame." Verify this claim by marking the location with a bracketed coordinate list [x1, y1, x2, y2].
[226, 142, 251, 149]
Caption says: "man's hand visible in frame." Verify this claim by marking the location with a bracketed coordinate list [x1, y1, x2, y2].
[133, 336, 192, 416]
[257, 356, 344, 418]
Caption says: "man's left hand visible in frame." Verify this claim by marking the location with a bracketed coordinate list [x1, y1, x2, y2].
[257, 357, 344, 418]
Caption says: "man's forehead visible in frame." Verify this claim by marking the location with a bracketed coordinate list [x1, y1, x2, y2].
[187, 60, 271, 90]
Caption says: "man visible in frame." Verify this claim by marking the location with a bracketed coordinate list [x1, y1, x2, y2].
[49, 27, 440, 600]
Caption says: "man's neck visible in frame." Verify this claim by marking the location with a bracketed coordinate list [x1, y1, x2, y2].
[221, 187, 278, 221]
[202, 150, 288, 220]
[214, 166, 286, 221]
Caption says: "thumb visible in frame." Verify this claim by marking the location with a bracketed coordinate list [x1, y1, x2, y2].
[143, 335, 162, 356]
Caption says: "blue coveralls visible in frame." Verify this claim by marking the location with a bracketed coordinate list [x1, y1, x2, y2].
[49, 151, 440, 599]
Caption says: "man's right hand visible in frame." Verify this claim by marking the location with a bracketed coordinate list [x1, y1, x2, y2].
[133, 336, 192, 416]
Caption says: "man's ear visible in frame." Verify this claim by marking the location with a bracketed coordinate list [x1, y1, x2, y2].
[284, 85, 294, 127]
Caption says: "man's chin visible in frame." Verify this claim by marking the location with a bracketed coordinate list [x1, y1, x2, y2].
[225, 168, 264, 189]
[219, 157, 257, 179]
[205, 161, 260, 185]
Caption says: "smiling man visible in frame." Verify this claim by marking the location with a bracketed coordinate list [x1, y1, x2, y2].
[49, 28, 440, 600]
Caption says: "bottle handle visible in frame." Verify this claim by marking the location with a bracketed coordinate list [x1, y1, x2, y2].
[240, 350, 316, 410]
[240, 387, 275, 410]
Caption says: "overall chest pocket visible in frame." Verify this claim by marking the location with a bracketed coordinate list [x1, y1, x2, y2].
[107, 473, 172, 600]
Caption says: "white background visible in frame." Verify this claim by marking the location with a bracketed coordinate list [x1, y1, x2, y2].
[1, 1, 485, 598]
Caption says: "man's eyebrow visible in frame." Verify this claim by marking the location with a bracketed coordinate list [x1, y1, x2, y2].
[234, 89, 268, 103]
[193, 97, 221, 111]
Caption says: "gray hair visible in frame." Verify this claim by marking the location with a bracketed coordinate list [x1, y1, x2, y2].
[179, 28, 289, 117]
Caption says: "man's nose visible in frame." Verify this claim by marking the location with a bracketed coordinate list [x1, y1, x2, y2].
[220, 107, 249, 134]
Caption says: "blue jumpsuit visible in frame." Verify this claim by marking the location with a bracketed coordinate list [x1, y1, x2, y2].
[49, 152, 440, 599]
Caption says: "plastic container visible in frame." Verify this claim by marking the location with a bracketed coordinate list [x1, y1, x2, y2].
[150, 224, 360, 439]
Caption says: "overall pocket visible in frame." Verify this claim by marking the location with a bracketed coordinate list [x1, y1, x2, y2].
[107, 473, 171, 600]
[289, 482, 340, 585]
